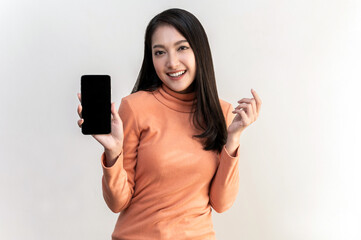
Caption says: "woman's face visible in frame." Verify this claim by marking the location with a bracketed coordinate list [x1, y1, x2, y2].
[151, 24, 196, 94]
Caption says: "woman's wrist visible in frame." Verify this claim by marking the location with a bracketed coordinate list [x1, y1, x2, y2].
[225, 132, 241, 157]
[104, 147, 122, 168]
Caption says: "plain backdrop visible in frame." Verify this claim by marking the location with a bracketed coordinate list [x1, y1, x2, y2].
[1, 0, 360, 239]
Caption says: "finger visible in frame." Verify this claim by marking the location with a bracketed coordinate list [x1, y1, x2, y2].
[235, 103, 249, 109]
[244, 101, 254, 122]
[237, 98, 253, 103]
[111, 102, 121, 122]
[234, 103, 249, 113]
[240, 110, 250, 126]
[242, 103, 254, 122]
[78, 119, 84, 127]
[232, 108, 249, 118]
[77, 104, 82, 118]
[250, 98, 257, 120]
[235, 102, 253, 117]
[232, 109, 250, 125]
[77, 93, 82, 102]
[251, 89, 262, 113]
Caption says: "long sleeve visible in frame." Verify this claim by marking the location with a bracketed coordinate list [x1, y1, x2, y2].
[100, 97, 140, 213]
[209, 103, 240, 213]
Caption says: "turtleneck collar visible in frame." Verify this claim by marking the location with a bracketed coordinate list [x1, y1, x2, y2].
[152, 83, 197, 113]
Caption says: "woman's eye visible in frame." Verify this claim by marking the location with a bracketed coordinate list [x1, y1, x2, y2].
[178, 46, 189, 51]
[154, 51, 164, 56]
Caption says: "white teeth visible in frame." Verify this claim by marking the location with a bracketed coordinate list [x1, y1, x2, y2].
[168, 70, 185, 77]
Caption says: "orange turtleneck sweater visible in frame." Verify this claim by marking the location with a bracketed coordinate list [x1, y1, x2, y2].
[100, 84, 240, 240]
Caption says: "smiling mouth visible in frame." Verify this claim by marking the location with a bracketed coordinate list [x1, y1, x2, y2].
[167, 70, 186, 77]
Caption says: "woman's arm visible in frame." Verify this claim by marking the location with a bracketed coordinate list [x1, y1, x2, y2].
[101, 98, 140, 213]
[209, 89, 261, 213]
[208, 103, 241, 213]
[209, 143, 240, 213]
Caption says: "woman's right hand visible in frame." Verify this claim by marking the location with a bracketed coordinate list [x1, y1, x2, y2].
[77, 93, 124, 157]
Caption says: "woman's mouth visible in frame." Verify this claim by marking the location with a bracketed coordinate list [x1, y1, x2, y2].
[167, 70, 186, 79]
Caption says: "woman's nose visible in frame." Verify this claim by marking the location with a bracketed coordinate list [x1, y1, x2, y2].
[166, 52, 179, 69]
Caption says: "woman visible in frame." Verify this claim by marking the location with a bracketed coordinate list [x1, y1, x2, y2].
[77, 8, 261, 240]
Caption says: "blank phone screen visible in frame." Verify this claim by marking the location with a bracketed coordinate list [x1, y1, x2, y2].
[81, 75, 111, 135]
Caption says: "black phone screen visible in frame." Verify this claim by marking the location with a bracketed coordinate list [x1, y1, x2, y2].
[81, 75, 111, 135]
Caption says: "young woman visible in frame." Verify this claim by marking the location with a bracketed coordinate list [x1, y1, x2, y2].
[77, 8, 261, 240]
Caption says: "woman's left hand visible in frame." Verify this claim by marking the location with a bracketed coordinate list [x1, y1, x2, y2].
[228, 89, 262, 136]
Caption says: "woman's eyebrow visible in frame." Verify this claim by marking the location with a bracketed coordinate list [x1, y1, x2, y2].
[152, 40, 188, 49]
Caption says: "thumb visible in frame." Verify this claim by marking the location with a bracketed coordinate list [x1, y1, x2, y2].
[111, 102, 121, 121]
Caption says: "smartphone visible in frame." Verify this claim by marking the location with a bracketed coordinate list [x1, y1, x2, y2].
[80, 75, 111, 135]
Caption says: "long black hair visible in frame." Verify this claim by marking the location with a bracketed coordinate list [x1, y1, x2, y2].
[131, 8, 227, 154]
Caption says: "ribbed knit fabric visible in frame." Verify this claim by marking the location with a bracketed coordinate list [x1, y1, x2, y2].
[101, 83, 240, 240]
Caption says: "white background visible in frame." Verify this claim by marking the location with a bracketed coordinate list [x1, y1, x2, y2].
[1, 0, 360, 239]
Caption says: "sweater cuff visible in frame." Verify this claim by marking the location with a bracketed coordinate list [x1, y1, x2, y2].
[221, 144, 240, 161]
[100, 151, 125, 177]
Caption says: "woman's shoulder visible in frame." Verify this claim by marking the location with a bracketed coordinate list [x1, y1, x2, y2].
[219, 98, 235, 126]
[219, 98, 233, 113]
[120, 89, 157, 111]
[122, 89, 154, 102]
